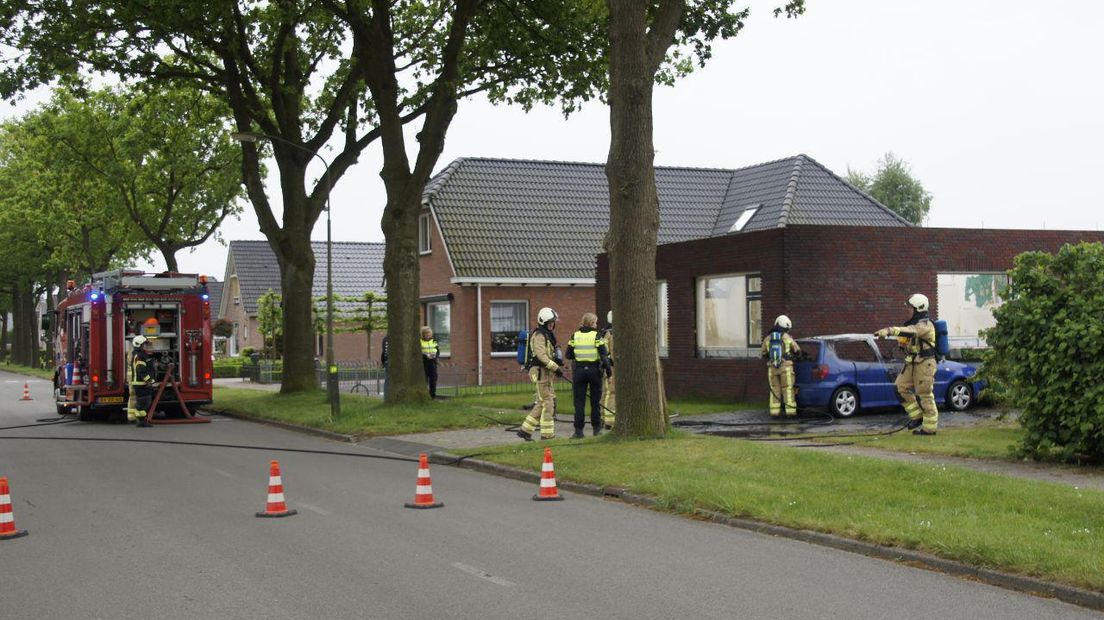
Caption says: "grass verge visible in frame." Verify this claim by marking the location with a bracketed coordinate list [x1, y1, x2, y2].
[210, 386, 517, 437]
[0, 362, 54, 380]
[458, 432, 1104, 591]
[821, 422, 1025, 460]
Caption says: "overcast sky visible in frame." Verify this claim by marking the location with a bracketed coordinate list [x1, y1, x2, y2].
[4, 0, 1102, 280]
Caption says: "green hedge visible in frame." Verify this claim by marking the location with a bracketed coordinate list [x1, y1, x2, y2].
[984, 242, 1104, 463]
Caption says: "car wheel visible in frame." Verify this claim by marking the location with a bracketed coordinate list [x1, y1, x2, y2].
[946, 380, 973, 411]
[830, 386, 859, 417]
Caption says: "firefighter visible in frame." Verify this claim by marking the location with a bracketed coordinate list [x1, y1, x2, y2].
[567, 312, 612, 438]
[127, 335, 155, 428]
[420, 327, 439, 399]
[875, 293, 939, 435]
[599, 310, 616, 429]
[517, 307, 563, 441]
[760, 315, 802, 417]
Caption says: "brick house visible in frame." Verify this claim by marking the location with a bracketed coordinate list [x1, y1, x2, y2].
[218, 240, 386, 362]
[597, 224, 1104, 402]
[419, 154, 911, 385]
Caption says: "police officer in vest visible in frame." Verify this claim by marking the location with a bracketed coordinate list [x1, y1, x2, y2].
[518, 307, 563, 441]
[760, 315, 802, 417]
[420, 327, 439, 399]
[127, 335, 155, 427]
[875, 293, 939, 435]
[599, 310, 616, 429]
[567, 312, 612, 438]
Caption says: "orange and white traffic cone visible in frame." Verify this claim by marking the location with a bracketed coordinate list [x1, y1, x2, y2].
[19, 383, 32, 401]
[404, 453, 443, 509]
[532, 447, 564, 501]
[0, 476, 29, 540]
[255, 460, 297, 518]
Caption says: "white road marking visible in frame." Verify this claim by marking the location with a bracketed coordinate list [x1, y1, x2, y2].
[298, 503, 331, 516]
[450, 562, 515, 587]
[213, 469, 236, 479]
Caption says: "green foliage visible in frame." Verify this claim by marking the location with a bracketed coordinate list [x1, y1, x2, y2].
[256, 289, 283, 356]
[239, 347, 258, 359]
[983, 242, 1104, 463]
[846, 153, 932, 225]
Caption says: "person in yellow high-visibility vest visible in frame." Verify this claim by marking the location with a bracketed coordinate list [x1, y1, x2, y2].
[420, 327, 439, 399]
[126, 335, 155, 427]
[599, 310, 616, 429]
[875, 293, 940, 435]
[567, 313, 612, 438]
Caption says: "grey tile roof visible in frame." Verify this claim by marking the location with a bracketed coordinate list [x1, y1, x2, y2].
[225, 240, 385, 315]
[423, 154, 909, 279]
[205, 279, 223, 312]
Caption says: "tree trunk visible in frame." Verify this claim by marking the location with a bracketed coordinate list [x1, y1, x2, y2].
[27, 287, 39, 367]
[161, 246, 179, 273]
[271, 231, 317, 393]
[0, 306, 7, 363]
[604, 0, 681, 437]
[381, 184, 427, 404]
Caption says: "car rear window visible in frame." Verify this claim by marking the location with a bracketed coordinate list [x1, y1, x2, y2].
[797, 341, 820, 362]
[833, 340, 879, 363]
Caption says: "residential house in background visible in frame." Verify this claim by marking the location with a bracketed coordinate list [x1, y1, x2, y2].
[418, 154, 911, 386]
[218, 240, 386, 362]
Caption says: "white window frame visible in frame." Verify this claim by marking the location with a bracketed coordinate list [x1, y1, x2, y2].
[425, 301, 451, 358]
[489, 300, 529, 358]
[696, 273, 760, 359]
[418, 213, 432, 255]
[657, 280, 669, 358]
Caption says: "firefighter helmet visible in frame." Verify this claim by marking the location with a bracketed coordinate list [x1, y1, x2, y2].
[537, 307, 558, 326]
[907, 293, 929, 312]
[607, 310, 613, 325]
[774, 315, 792, 330]
[132, 335, 148, 348]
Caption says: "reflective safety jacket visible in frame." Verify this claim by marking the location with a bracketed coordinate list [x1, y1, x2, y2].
[129, 350, 153, 387]
[886, 320, 936, 363]
[420, 339, 439, 361]
[760, 330, 800, 369]
[567, 327, 610, 367]
[526, 327, 560, 376]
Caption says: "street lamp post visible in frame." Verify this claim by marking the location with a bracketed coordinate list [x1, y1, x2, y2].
[231, 131, 340, 419]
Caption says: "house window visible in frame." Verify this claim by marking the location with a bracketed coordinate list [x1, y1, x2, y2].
[490, 301, 528, 357]
[230, 322, 239, 356]
[418, 213, 432, 255]
[936, 273, 1010, 347]
[696, 273, 761, 358]
[729, 205, 760, 233]
[657, 281, 669, 358]
[425, 301, 451, 356]
[747, 275, 763, 346]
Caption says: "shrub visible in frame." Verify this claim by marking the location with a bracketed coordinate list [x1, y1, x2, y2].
[983, 242, 1104, 463]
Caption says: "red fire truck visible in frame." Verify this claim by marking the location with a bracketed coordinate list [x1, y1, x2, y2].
[52, 270, 214, 421]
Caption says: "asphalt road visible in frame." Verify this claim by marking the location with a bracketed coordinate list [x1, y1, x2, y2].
[0, 371, 1097, 619]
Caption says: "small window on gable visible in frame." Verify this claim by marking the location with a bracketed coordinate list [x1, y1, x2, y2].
[729, 205, 759, 233]
[418, 213, 432, 255]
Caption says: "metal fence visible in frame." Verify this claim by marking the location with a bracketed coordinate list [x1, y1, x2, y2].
[222, 358, 555, 398]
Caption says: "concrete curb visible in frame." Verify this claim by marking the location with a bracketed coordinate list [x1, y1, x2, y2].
[201, 407, 357, 443]
[446, 455, 1104, 613]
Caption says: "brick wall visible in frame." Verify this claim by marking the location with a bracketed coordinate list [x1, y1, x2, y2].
[599, 226, 1104, 401]
[420, 206, 598, 384]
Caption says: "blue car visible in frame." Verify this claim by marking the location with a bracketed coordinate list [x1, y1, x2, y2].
[793, 334, 984, 417]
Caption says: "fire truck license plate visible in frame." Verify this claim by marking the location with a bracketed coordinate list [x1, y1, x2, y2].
[98, 396, 125, 404]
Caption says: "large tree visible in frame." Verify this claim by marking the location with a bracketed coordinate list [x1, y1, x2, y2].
[604, 0, 804, 436]
[0, 0, 608, 397]
[846, 152, 932, 225]
[43, 86, 247, 272]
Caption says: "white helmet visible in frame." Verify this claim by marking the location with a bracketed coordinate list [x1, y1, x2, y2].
[607, 310, 613, 325]
[132, 335, 148, 348]
[537, 307, 558, 326]
[907, 293, 929, 312]
[774, 315, 792, 330]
